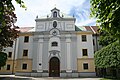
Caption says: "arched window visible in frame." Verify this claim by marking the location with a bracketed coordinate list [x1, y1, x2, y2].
[51, 42, 58, 46]
[53, 11, 57, 17]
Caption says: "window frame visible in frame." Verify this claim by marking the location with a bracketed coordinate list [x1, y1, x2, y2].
[24, 36, 29, 43]
[23, 50, 28, 56]
[6, 64, 10, 70]
[51, 42, 58, 47]
[82, 49, 88, 56]
[53, 11, 57, 17]
[22, 63, 27, 70]
[82, 35, 87, 42]
[83, 63, 88, 70]
[93, 39, 95, 45]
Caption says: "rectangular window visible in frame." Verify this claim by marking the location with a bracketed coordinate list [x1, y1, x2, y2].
[83, 63, 88, 70]
[52, 42, 58, 47]
[93, 39, 95, 45]
[22, 64, 27, 69]
[24, 36, 29, 42]
[23, 50, 28, 56]
[8, 52, 12, 58]
[82, 49, 88, 56]
[82, 35, 87, 42]
[6, 64, 10, 70]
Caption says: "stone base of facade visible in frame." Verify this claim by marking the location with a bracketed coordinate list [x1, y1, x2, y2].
[15, 72, 96, 77]
[0, 72, 13, 75]
[78, 72, 96, 77]
[60, 72, 79, 77]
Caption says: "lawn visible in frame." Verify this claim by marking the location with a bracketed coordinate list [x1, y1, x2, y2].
[100, 78, 120, 80]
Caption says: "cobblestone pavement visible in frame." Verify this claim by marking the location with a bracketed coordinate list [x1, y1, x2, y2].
[0, 75, 101, 80]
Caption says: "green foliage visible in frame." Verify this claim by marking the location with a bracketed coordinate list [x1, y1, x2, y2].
[100, 78, 120, 80]
[100, 79, 111, 80]
[0, 0, 26, 24]
[99, 29, 117, 46]
[94, 41, 120, 68]
[0, 0, 26, 51]
[0, 52, 7, 67]
[0, 0, 26, 67]
[90, 0, 120, 40]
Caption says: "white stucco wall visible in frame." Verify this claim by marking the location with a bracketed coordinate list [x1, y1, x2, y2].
[77, 34, 94, 58]
[16, 36, 33, 59]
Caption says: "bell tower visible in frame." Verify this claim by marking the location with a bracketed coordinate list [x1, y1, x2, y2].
[51, 7, 60, 18]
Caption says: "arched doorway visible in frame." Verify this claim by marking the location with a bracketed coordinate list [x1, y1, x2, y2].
[49, 57, 60, 77]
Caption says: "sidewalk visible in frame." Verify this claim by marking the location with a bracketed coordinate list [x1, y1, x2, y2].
[0, 75, 101, 80]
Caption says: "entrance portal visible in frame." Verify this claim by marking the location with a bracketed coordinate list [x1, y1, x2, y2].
[49, 57, 60, 77]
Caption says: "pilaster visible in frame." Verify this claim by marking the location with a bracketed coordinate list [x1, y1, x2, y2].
[15, 38, 19, 59]
[37, 36, 43, 72]
[66, 35, 72, 72]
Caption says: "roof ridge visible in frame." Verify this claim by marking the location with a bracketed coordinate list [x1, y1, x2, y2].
[90, 26, 96, 34]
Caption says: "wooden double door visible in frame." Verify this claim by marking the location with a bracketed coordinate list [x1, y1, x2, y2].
[49, 57, 60, 77]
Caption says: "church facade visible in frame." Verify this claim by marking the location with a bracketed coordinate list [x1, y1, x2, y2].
[0, 8, 96, 77]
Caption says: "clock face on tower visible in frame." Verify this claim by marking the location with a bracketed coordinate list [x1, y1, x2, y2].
[53, 21, 57, 28]
[52, 30, 57, 36]
[50, 28, 59, 36]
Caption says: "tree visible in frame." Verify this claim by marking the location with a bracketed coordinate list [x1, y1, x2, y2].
[95, 41, 120, 68]
[0, 0, 26, 67]
[0, 52, 7, 67]
[95, 41, 120, 77]
[90, 0, 120, 43]
[0, 0, 26, 51]
[99, 29, 117, 46]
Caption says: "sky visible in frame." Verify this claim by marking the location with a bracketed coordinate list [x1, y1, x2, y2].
[13, 0, 96, 27]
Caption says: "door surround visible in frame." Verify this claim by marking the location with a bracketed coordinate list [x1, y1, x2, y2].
[49, 57, 60, 77]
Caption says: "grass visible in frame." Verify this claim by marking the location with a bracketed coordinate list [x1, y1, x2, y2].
[100, 78, 120, 80]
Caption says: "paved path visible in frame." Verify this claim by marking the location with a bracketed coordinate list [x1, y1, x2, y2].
[33, 78, 101, 80]
[0, 75, 101, 80]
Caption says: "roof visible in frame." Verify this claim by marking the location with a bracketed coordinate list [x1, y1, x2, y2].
[84, 26, 99, 34]
[75, 26, 99, 34]
[91, 26, 99, 33]
[84, 26, 92, 31]
[75, 26, 82, 31]
[18, 26, 99, 34]
[75, 26, 87, 31]
[51, 7, 60, 12]
[18, 27, 35, 32]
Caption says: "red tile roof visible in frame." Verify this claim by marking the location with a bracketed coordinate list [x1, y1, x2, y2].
[84, 26, 93, 31]
[91, 26, 99, 34]
[84, 26, 99, 34]
[18, 27, 34, 32]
